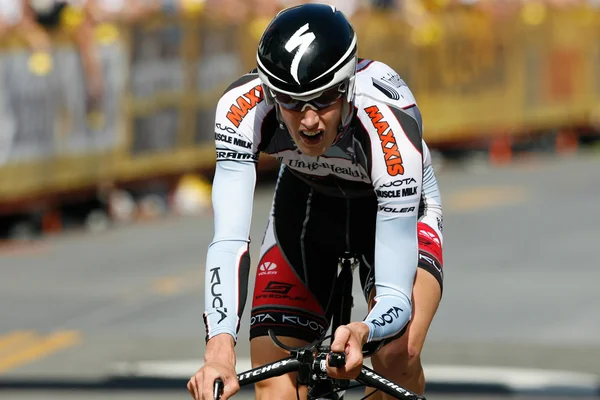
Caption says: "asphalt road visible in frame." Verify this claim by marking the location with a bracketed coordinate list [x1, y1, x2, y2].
[0, 151, 599, 398]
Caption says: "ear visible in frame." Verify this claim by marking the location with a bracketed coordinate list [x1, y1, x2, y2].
[261, 84, 276, 106]
[346, 75, 356, 103]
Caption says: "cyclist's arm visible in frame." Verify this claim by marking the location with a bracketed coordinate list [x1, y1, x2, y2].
[400, 99, 444, 266]
[364, 207, 418, 343]
[204, 82, 263, 343]
[359, 98, 423, 343]
[204, 159, 256, 343]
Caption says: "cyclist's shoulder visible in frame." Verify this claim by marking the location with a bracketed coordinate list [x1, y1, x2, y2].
[354, 59, 417, 111]
[217, 69, 272, 132]
[352, 60, 424, 159]
[221, 69, 262, 98]
[219, 70, 263, 111]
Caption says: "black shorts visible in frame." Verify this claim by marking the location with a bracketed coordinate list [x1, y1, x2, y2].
[250, 168, 443, 344]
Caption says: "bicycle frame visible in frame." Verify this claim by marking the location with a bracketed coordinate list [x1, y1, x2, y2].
[328, 253, 357, 342]
[318, 253, 357, 400]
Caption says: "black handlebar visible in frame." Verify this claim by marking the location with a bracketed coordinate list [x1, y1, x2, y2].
[211, 329, 425, 400]
[213, 378, 223, 400]
[327, 351, 346, 368]
[212, 350, 346, 399]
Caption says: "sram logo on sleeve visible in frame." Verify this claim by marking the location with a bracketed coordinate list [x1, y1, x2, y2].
[226, 85, 264, 127]
[364, 105, 404, 176]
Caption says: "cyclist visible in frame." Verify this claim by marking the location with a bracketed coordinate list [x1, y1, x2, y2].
[188, 4, 444, 400]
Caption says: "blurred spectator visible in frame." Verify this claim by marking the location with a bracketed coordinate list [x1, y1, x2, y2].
[371, 0, 397, 10]
[470, 0, 520, 21]
[0, 0, 22, 37]
[279, 0, 368, 18]
[251, 0, 281, 18]
[205, 0, 249, 24]
[86, 0, 156, 24]
[246, 0, 283, 41]
[26, 0, 104, 109]
[173, 0, 203, 16]
[0, 0, 52, 50]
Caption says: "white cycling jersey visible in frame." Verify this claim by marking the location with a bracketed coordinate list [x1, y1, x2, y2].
[204, 59, 443, 344]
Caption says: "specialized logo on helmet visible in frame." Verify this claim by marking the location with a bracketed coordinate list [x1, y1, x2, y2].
[285, 23, 316, 85]
[365, 105, 405, 176]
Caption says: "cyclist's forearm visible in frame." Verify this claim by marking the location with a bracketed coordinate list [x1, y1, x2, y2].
[205, 333, 236, 364]
[364, 214, 417, 342]
[204, 239, 250, 340]
[204, 160, 256, 342]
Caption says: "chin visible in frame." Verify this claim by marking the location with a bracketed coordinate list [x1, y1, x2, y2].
[293, 135, 332, 157]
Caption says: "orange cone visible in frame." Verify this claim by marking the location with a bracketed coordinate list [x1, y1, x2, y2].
[489, 136, 512, 165]
[42, 209, 62, 234]
[555, 129, 578, 155]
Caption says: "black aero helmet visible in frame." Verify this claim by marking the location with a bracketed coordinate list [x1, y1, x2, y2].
[257, 4, 358, 105]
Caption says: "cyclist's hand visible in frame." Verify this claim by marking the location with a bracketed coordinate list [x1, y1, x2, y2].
[187, 334, 239, 400]
[188, 361, 237, 400]
[327, 322, 370, 380]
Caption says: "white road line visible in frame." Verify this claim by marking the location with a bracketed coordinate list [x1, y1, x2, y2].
[110, 359, 600, 395]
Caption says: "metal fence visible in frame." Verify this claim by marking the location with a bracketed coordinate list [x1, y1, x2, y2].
[0, 7, 599, 206]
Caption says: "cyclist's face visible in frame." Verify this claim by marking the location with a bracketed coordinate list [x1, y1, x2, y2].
[278, 99, 343, 157]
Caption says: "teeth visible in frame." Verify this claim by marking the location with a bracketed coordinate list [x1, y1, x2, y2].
[302, 130, 322, 137]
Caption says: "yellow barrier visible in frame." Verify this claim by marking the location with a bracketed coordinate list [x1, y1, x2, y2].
[0, 7, 599, 206]
[352, 8, 600, 141]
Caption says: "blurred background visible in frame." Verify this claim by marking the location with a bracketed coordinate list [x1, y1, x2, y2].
[0, 0, 599, 399]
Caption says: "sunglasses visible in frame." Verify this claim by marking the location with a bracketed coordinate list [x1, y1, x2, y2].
[270, 82, 347, 112]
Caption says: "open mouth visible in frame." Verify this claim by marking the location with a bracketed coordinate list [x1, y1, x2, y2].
[300, 130, 325, 145]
